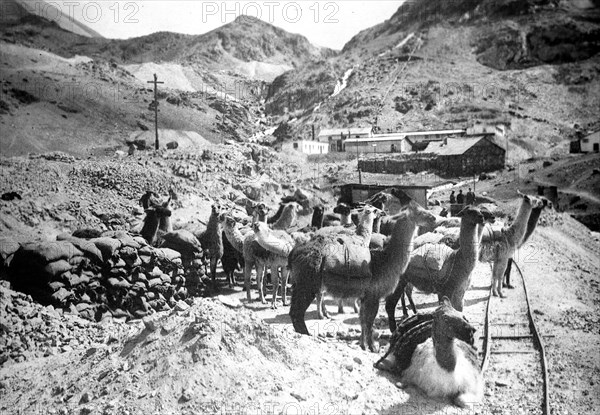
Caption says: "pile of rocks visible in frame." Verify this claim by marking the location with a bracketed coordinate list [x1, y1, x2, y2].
[0, 282, 121, 364]
[4, 231, 207, 322]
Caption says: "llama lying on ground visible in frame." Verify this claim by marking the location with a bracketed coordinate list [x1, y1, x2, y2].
[376, 298, 483, 408]
[289, 189, 436, 352]
[479, 192, 543, 297]
[385, 206, 484, 332]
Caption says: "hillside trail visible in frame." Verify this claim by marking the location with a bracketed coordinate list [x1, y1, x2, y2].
[0, 214, 598, 415]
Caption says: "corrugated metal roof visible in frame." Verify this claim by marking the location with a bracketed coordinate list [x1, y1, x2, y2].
[318, 127, 372, 136]
[425, 136, 493, 155]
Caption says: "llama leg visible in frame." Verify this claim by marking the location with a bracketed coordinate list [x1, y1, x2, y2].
[338, 298, 345, 314]
[256, 263, 266, 304]
[385, 281, 406, 333]
[360, 295, 380, 352]
[316, 290, 329, 319]
[271, 265, 280, 309]
[503, 258, 514, 289]
[210, 256, 218, 289]
[281, 267, 290, 307]
[290, 285, 316, 335]
[244, 261, 254, 302]
[493, 258, 509, 298]
[406, 284, 417, 315]
[353, 298, 360, 313]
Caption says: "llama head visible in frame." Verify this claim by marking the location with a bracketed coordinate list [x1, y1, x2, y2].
[539, 196, 553, 210]
[221, 214, 238, 229]
[517, 190, 542, 208]
[252, 221, 269, 235]
[390, 187, 414, 206]
[146, 205, 172, 219]
[313, 205, 325, 215]
[333, 203, 352, 216]
[433, 297, 476, 346]
[360, 206, 378, 223]
[401, 198, 437, 228]
[456, 206, 484, 226]
[479, 206, 495, 224]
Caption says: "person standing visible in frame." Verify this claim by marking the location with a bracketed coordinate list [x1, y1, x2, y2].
[466, 188, 475, 205]
[456, 190, 464, 205]
[449, 191, 456, 204]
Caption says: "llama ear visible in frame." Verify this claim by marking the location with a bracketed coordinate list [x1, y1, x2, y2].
[441, 296, 452, 307]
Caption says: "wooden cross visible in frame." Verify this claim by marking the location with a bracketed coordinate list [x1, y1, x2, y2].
[147, 73, 164, 150]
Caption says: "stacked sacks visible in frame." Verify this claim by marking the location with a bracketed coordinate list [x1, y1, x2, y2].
[7, 230, 207, 322]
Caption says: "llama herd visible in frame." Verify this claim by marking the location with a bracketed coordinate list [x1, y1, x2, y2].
[139, 187, 551, 408]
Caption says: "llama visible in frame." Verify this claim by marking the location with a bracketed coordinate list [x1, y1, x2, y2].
[398, 207, 496, 318]
[271, 202, 300, 230]
[252, 221, 295, 308]
[314, 206, 379, 319]
[479, 192, 543, 297]
[197, 204, 225, 288]
[502, 196, 552, 288]
[289, 190, 436, 352]
[376, 298, 483, 408]
[140, 205, 172, 246]
[322, 203, 352, 227]
[385, 206, 484, 332]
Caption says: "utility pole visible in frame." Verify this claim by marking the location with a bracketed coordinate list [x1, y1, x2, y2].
[147, 73, 164, 150]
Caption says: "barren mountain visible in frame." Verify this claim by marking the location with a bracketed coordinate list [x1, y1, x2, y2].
[266, 0, 600, 160]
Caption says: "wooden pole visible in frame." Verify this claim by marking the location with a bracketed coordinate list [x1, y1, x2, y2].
[147, 73, 164, 150]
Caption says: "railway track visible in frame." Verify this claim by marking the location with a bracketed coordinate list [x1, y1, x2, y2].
[480, 261, 550, 415]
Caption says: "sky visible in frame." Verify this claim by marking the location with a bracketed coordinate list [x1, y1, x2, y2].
[27, 0, 405, 50]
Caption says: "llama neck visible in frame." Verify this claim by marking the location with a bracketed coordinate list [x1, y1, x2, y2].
[159, 216, 172, 233]
[207, 212, 221, 233]
[340, 213, 352, 226]
[378, 216, 416, 274]
[433, 336, 457, 372]
[223, 225, 244, 252]
[372, 216, 382, 233]
[520, 207, 543, 246]
[508, 200, 533, 245]
[273, 208, 296, 230]
[356, 217, 375, 246]
[458, 220, 479, 262]
[311, 210, 324, 228]
[141, 215, 159, 244]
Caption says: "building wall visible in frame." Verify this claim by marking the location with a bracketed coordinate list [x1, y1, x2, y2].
[345, 139, 407, 154]
[358, 139, 505, 176]
[581, 132, 600, 153]
[291, 140, 328, 154]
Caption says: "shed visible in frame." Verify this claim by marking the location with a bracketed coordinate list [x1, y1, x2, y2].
[580, 131, 600, 153]
[426, 136, 505, 176]
[339, 184, 430, 209]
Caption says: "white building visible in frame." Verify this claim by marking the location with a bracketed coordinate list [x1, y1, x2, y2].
[289, 139, 328, 155]
[318, 127, 373, 152]
[580, 131, 600, 153]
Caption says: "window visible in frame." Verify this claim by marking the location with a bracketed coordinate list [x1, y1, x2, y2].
[293, 143, 298, 149]
[582, 138, 589, 143]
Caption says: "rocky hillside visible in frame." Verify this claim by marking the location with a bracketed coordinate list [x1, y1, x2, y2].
[265, 0, 600, 161]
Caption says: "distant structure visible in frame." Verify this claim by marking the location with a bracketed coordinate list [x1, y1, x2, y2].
[318, 127, 373, 152]
[345, 129, 466, 154]
[288, 139, 328, 155]
[571, 130, 600, 153]
[339, 183, 431, 208]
